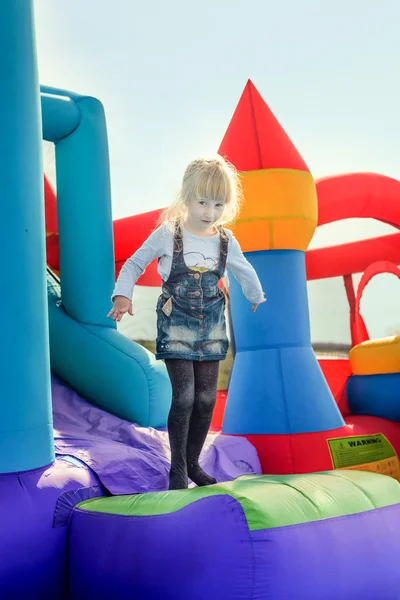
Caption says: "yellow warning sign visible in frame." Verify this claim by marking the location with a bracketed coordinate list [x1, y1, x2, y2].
[327, 433, 400, 481]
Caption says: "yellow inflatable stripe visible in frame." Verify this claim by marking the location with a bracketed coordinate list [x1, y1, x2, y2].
[350, 336, 400, 375]
[231, 216, 317, 252]
[239, 169, 317, 221]
[233, 168, 318, 251]
[235, 214, 316, 224]
[272, 218, 316, 251]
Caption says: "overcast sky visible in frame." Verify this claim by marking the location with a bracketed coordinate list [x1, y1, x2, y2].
[35, 1, 400, 341]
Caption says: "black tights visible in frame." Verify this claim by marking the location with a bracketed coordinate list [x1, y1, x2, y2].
[165, 359, 220, 490]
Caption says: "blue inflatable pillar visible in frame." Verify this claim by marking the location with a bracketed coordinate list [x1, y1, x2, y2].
[218, 79, 346, 439]
[223, 250, 345, 434]
[0, 2, 54, 472]
[38, 88, 171, 428]
[39, 86, 116, 327]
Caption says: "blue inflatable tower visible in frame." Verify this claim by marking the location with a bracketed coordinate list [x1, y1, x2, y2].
[220, 81, 344, 449]
[0, 1, 54, 472]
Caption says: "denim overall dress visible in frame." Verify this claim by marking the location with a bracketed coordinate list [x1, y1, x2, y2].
[155, 225, 229, 361]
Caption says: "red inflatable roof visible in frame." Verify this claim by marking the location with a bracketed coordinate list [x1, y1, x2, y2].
[218, 80, 310, 172]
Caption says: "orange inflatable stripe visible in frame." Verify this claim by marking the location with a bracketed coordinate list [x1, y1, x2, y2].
[232, 169, 317, 251]
[350, 336, 400, 375]
[231, 217, 316, 252]
[272, 218, 316, 251]
[239, 169, 317, 219]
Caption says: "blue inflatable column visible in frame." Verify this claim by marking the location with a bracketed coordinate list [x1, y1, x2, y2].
[54, 94, 116, 327]
[223, 250, 345, 435]
[0, 2, 54, 472]
[38, 87, 171, 429]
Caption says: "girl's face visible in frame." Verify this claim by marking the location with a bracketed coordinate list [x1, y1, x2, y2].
[185, 197, 225, 234]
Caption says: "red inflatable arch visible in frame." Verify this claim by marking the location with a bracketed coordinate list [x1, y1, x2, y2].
[304, 173, 400, 347]
[353, 261, 400, 344]
[316, 172, 400, 227]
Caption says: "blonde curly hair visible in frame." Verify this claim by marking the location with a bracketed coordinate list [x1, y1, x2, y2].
[159, 155, 242, 231]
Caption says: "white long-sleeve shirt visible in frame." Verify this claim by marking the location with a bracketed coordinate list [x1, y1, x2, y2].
[112, 223, 265, 304]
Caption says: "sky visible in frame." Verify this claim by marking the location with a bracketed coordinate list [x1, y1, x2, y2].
[34, 0, 400, 342]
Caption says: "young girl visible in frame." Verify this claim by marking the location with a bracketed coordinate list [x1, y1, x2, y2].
[108, 156, 266, 490]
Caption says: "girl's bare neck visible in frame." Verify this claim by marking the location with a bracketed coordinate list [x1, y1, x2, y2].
[182, 220, 218, 238]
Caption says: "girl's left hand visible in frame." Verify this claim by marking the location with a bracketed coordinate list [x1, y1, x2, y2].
[219, 277, 230, 304]
[252, 298, 267, 313]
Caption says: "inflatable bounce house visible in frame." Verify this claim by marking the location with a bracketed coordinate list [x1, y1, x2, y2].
[2, 3, 400, 599]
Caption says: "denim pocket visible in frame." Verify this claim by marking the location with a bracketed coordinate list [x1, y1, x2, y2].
[161, 297, 173, 317]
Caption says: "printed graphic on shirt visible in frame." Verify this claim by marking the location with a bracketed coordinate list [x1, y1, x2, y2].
[184, 251, 219, 272]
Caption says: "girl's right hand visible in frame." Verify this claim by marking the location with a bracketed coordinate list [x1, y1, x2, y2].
[107, 296, 134, 322]
[252, 298, 267, 313]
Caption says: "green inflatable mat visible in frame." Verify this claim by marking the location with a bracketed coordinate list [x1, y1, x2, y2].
[77, 470, 400, 531]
